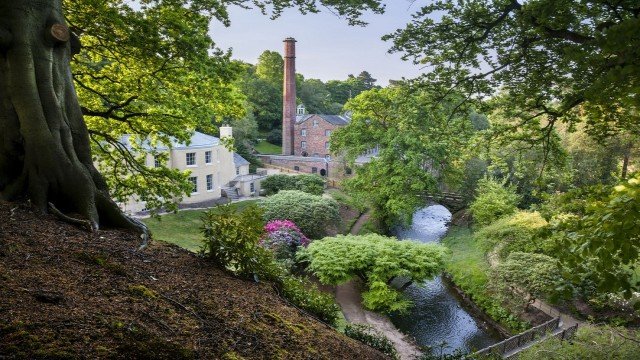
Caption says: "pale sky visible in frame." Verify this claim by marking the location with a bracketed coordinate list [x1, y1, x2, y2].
[208, 1, 431, 86]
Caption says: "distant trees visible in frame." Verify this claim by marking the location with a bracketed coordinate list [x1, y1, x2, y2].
[331, 85, 474, 227]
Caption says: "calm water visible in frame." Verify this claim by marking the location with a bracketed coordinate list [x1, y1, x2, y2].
[389, 205, 502, 354]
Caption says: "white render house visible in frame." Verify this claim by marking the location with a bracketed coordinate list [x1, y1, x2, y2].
[114, 126, 264, 214]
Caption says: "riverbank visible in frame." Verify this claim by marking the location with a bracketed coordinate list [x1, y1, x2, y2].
[441, 226, 558, 332]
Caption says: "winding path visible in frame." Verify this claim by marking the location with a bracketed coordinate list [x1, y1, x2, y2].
[335, 211, 422, 360]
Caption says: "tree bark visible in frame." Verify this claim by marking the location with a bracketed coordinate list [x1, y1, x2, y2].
[0, 0, 147, 240]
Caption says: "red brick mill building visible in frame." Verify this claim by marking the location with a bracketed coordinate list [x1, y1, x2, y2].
[257, 38, 356, 178]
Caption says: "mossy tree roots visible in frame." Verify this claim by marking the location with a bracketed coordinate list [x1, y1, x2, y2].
[0, 0, 147, 240]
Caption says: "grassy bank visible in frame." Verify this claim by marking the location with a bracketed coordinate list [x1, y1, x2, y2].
[441, 226, 529, 333]
[254, 140, 281, 154]
[143, 200, 260, 252]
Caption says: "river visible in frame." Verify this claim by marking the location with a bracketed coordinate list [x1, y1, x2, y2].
[389, 205, 503, 355]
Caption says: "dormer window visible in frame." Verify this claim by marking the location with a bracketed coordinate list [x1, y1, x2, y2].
[297, 104, 306, 115]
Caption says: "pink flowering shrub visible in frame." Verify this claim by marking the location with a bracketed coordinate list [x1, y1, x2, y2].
[261, 220, 310, 269]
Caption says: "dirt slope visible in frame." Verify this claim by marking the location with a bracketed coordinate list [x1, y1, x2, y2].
[0, 201, 387, 359]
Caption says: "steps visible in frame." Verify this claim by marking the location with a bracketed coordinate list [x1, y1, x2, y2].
[222, 186, 240, 200]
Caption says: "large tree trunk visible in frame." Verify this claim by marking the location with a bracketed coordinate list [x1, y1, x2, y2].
[0, 0, 147, 239]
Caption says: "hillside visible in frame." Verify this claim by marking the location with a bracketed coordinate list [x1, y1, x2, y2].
[0, 201, 387, 359]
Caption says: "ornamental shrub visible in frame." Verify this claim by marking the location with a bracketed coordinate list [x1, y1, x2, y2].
[200, 204, 278, 280]
[298, 233, 447, 312]
[343, 324, 398, 359]
[261, 174, 325, 196]
[261, 220, 310, 270]
[260, 190, 340, 239]
[474, 211, 548, 259]
[469, 178, 520, 227]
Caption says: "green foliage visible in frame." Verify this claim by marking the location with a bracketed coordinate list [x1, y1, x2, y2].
[474, 211, 549, 259]
[442, 227, 529, 332]
[552, 175, 640, 295]
[386, 0, 640, 142]
[343, 324, 398, 359]
[517, 325, 640, 360]
[298, 234, 446, 312]
[497, 252, 562, 299]
[266, 129, 282, 146]
[262, 174, 325, 196]
[469, 178, 520, 227]
[200, 204, 277, 279]
[279, 276, 340, 325]
[332, 85, 474, 228]
[68, 0, 246, 212]
[260, 190, 340, 239]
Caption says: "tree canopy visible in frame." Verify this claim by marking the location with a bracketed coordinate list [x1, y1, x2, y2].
[331, 85, 474, 226]
[385, 0, 640, 141]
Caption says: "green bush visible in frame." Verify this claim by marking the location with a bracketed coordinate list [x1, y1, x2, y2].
[261, 190, 340, 239]
[497, 252, 563, 300]
[298, 234, 447, 312]
[469, 178, 520, 227]
[343, 324, 398, 359]
[261, 174, 325, 196]
[279, 276, 340, 325]
[474, 211, 548, 259]
[200, 204, 278, 279]
[266, 128, 282, 145]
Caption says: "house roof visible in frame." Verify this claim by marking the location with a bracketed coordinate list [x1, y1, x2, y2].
[119, 131, 220, 151]
[295, 114, 350, 126]
[233, 153, 250, 166]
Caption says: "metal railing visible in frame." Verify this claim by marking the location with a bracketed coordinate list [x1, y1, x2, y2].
[471, 317, 569, 358]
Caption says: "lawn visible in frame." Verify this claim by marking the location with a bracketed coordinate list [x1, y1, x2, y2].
[254, 140, 282, 154]
[143, 200, 261, 252]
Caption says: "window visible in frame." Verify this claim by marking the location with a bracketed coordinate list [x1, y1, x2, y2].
[205, 151, 212, 164]
[294, 166, 300, 171]
[313, 119, 318, 127]
[154, 155, 162, 168]
[301, 141, 307, 149]
[186, 152, 196, 166]
[301, 129, 307, 136]
[250, 182, 255, 193]
[311, 167, 318, 174]
[325, 141, 330, 150]
[236, 167, 240, 175]
[325, 130, 331, 136]
[206, 174, 213, 191]
[189, 176, 198, 193]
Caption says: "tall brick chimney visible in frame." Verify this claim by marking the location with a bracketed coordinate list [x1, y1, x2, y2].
[282, 37, 296, 156]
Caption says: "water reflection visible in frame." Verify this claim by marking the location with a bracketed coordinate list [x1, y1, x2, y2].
[390, 205, 502, 354]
